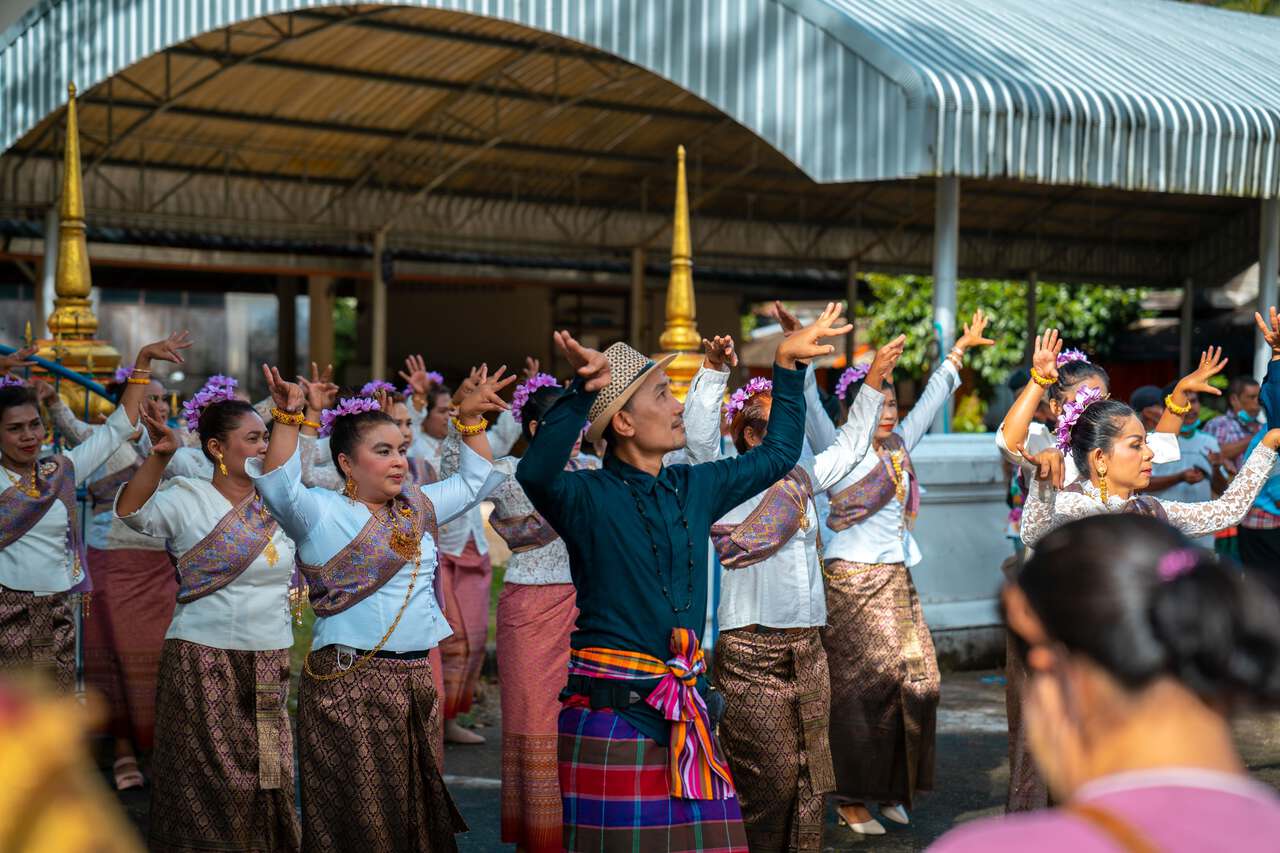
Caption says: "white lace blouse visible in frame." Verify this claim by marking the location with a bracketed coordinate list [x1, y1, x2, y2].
[1020, 443, 1277, 548]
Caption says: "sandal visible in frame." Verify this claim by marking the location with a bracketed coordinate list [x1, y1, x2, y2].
[113, 756, 145, 791]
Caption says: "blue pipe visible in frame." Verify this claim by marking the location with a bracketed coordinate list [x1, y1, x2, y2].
[0, 343, 117, 401]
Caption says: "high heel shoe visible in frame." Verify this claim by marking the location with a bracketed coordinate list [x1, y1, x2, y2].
[880, 803, 910, 825]
[836, 807, 886, 836]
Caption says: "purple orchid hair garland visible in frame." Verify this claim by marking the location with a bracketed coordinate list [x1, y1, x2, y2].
[0, 375, 26, 389]
[360, 379, 397, 397]
[723, 376, 773, 425]
[1156, 548, 1199, 583]
[113, 365, 134, 383]
[426, 370, 444, 386]
[511, 373, 561, 424]
[835, 363, 870, 401]
[319, 396, 383, 437]
[182, 374, 239, 429]
[1057, 348, 1091, 367]
[1053, 383, 1106, 451]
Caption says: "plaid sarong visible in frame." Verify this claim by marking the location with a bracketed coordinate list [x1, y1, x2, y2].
[568, 629, 733, 800]
[558, 703, 748, 852]
[1243, 507, 1280, 530]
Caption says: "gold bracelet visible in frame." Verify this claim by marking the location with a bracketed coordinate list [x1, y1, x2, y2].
[271, 406, 305, 426]
[946, 348, 964, 368]
[301, 419, 321, 430]
[1029, 367, 1055, 387]
[451, 416, 487, 436]
[126, 376, 152, 385]
[1164, 393, 1191, 416]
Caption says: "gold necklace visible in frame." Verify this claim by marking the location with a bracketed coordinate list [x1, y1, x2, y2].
[4, 463, 39, 498]
[888, 450, 907, 504]
[375, 499, 421, 565]
[778, 477, 811, 531]
[243, 493, 279, 567]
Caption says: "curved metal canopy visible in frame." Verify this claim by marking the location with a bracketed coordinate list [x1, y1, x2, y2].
[4, 0, 1279, 197]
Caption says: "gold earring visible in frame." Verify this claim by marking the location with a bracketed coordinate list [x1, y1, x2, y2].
[214, 451, 228, 477]
[1096, 463, 1109, 503]
[343, 476, 358, 501]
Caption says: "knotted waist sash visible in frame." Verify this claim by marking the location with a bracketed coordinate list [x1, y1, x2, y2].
[827, 433, 919, 531]
[710, 465, 813, 569]
[296, 487, 439, 616]
[176, 490, 279, 604]
[567, 628, 734, 800]
[0, 456, 89, 591]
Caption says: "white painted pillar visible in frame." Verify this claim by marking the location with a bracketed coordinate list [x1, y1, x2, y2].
[1256, 197, 1280, 380]
[1180, 277, 1194, 377]
[371, 231, 388, 381]
[931, 176, 960, 433]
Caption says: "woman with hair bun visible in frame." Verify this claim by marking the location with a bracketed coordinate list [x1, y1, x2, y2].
[932, 513, 1280, 852]
[437, 357, 596, 853]
[250, 361, 510, 852]
[1018, 388, 1280, 549]
[116, 379, 300, 853]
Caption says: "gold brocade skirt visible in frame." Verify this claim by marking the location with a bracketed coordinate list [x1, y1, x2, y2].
[821, 560, 938, 807]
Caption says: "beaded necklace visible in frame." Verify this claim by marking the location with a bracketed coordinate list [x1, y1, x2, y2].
[625, 478, 696, 614]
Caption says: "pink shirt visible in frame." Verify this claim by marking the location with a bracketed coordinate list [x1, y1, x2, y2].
[930, 769, 1280, 852]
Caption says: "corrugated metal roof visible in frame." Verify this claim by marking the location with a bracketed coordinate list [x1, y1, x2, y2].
[3, 0, 1279, 198]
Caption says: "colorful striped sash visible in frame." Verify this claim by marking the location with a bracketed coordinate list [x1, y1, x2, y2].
[568, 628, 734, 801]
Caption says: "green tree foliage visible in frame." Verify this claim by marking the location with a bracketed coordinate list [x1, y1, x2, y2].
[858, 274, 1149, 393]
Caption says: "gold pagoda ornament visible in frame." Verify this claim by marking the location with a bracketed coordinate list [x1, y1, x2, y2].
[656, 146, 703, 400]
[35, 83, 121, 420]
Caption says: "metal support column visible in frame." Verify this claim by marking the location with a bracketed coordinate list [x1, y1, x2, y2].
[1180, 277, 1194, 377]
[846, 258, 859, 366]
[1256, 197, 1280, 380]
[629, 247, 646, 349]
[277, 276, 298, 381]
[371, 231, 388, 381]
[931, 176, 960, 433]
[1024, 270, 1038, 366]
[308, 274, 336, 372]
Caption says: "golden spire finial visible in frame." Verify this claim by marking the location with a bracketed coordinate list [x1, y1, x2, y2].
[655, 145, 703, 398]
[48, 81, 95, 338]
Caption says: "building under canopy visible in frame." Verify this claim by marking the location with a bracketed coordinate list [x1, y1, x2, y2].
[2, 0, 1279, 387]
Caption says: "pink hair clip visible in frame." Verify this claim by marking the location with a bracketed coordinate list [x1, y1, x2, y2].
[1156, 548, 1199, 583]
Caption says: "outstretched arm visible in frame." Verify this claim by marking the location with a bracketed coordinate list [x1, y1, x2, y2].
[258, 365, 307, 475]
[1002, 328, 1061, 459]
[115, 410, 179, 519]
[1162, 433, 1280, 539]
[1157, 347, 1228, 434]
[682, 334, 736, 464]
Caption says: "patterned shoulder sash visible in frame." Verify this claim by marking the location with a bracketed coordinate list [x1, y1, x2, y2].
[479, 455, 586, 553]
[1062, 482, 1169, 523]
[827, 433, 919, 531]
[176, 490, 279, 604]
[297, 487, 439, 616]
[711, 465, 813, 569]
[87, 460, 141, 514]
[0, 456, 86, 586]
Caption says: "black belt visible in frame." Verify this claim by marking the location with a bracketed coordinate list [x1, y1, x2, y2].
[342, 647, 431, 661]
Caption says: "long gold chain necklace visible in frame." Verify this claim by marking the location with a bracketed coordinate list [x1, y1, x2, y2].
[887, 450, 908, 504]
[3, 461, 40, 498]
[243, 494, 280, 568]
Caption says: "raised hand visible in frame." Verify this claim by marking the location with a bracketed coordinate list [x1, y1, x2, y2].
[452, 364, 485, 408]
[30, 378, 57, 405]
[299, 361, 338, 413]
[140, 409, 180, 456]
[458, 364, 518, 420]
[1256, 307, 1280, 357]
[1016, 443, 1066, 490]
[523, 356, 542, 381]
[261, 364, 305, 413]
[137, 330, 193, 366]
[1175, 347, 1227, 398]
[956, 308, 995, 351]
[1264, 429, 1280, 451]
[773, 300, 802, 336]
[1032, 329, 1062, 383]
[0, 345, 37, 376]
[774, 302, 853, 369]
[865, 334, 907, 389]
[553, 330, 610, 392]
[701, 334, 738, 371]
[398, 354, 435, 398]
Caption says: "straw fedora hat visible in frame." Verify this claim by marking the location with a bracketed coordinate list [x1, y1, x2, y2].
[585, 343, 677, 442]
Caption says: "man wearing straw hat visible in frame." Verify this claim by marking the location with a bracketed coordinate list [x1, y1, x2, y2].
[516, 304, 851, 852]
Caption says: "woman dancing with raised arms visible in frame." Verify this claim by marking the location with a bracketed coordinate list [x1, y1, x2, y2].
[0, 332, 189, 693]
[821, 310, 995, 835]
[250, 362, 510, 852]
[116, 384, 300, 853]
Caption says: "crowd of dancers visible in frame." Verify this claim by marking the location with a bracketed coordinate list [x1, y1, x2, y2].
[2, 301, 1280, 853]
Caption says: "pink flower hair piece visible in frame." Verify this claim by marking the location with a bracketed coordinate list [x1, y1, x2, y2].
[1156, 548, 1199, 582]
[1057, 348, 1090, 367]
[360, 379, 397, 397]
[182, 375, 239, 429]
[723, 376, 773, 425]
[511, 373, 561, 424]
[426, 370, 444, 386]
[835, 363, 870, 400]
[113, 365, 134, 383]
[1054, 383, 1106, 451]
[0, 375, 26, 389]
[320, 396, 382, 437]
